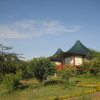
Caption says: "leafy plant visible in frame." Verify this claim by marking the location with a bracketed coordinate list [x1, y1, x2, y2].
[29, 57, 56, 84]
[2, 73, 21, 93]
[59, 66, 76, 86]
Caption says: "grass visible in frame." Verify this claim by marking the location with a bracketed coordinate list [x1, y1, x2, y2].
[0, 75, 100, 100]
[71, 74, 100, 83]
[0, 83, 97, 100]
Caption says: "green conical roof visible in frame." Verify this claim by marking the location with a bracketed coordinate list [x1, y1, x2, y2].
[52, 48, 63, 57]
[66, 40, 91, 56]
[54, 48, 63, 55]
[50, 48, 63, 61]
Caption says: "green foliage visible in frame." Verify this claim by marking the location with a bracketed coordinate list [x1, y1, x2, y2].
[0, 81, 97, 100]
[59, 66, 76, 85]
[0, 52, 20, 79]
[29, 57, 56, 83]
[0, 47, 29, 80]
[2, 73, 21, 93]
[2, 62, 17, 74]
[49, 62, 56, 75]
[80, 59, 100, 76]
[78, 48, 100, 76]
[15, 61, 29, 79]
[90, 49, 100, 59]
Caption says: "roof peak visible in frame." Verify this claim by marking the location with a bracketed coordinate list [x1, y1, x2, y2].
[57, 48, 62, 51]
[66, 40, 91, 56]
[55, 48, 63, 55]
[50, 48, 63, 59]
[76, 40, 81, 42]
[75, 40, 83, 45]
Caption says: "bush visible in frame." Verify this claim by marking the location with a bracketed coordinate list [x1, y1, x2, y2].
[59, 66, 76, 86]
[2, 73, 21, 93]
[16, 61, 29, 79]
[29, 57, 56, 83]
[89, 60, 100, 76]
[78, 59, 100, 76]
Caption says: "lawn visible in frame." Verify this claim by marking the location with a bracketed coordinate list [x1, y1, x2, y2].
[0, 84, 96, 100]
[0, 76, 100, 100]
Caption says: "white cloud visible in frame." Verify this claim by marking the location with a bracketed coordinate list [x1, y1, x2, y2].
[0, 20, 81, 39]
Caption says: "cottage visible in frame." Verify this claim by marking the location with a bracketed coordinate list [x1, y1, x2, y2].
[50, 48, 63, 64]
[50, 40, 92, 67]
[63, 40, 92, 66]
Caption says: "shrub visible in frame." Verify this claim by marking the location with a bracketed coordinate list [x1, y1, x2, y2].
[89, 60, 100, 76]
[2, 73, 21, 93]
[16, 61, 29, 79]
[29, 57, 56, 84]
[59, 66, 76, 86]
[79, 59, 100, 76]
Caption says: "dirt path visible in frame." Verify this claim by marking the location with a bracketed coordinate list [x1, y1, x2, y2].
[90, 92, 100, 100]
[65, 92, 100, 100]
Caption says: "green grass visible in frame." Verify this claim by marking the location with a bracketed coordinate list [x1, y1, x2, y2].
[0, 75, 100, 100]
[0, 82, 98, 100]
[73, 74, 100, 83]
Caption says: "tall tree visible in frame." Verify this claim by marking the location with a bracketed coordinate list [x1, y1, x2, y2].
[29, 57, 56, 84]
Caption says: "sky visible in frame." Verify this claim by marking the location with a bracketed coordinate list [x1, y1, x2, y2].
[0, 0, 100, 60]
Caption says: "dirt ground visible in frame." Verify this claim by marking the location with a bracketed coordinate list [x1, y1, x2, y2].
[90, 92, 100, 100]
[66, 92, 100, 100]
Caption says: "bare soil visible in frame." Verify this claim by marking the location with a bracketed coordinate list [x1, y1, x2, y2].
[66, 92, 100, 100]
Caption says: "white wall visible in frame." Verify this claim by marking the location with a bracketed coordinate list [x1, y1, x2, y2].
[55, 61, 62, 65]
[65, 56, 74, 65]
[65, 56, 83, 66]
[75, 56, 83, 66]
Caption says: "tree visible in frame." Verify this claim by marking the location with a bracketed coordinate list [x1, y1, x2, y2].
[29, 57, 56, 83]
[0, 44, 13, 80]
[0, 44, 24, 81]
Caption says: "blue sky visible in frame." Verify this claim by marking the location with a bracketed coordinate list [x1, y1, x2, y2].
[0, 0, 100, 60]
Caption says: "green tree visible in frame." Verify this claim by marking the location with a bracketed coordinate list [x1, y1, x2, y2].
[0, 44, 25, 82]
[29, 57, 56, 83]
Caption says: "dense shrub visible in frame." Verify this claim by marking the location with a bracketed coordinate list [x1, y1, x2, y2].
[15, 61, 29, 79]
[79, 59, 100, 76]
[59, 66, 76, 85]
[2, 73, 21, 93]
[29, 57, 56, 83]
[89, 60, 100, 76]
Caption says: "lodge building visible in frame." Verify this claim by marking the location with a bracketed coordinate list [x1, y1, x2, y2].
[50, 40, 92, 68]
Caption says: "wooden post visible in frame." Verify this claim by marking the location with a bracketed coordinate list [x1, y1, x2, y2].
[62, 58, 65, 66]
[73, 56, 75, 66]
[82, 57, 84, 65]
